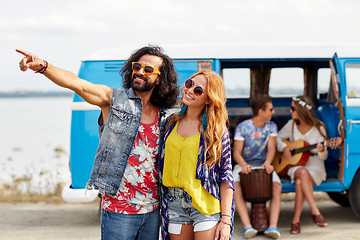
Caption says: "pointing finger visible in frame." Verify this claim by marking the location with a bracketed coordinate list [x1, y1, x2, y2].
[16, 49, 32, 57]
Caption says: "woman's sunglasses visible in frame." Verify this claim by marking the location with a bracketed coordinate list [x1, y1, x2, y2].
[185, 79, 204, 96]
[132, 62, 161, 75]
[291, 106, 295, 111]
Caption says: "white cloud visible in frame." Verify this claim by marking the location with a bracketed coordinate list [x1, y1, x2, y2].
[2, 0, 360, 90]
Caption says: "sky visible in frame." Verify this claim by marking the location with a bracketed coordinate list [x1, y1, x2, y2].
[2, 0, 360, 91]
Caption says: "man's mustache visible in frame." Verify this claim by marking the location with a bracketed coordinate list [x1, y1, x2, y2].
[133, 73, 148, 81]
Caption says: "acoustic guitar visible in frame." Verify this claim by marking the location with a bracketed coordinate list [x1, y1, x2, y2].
[273, 137, 343, 177]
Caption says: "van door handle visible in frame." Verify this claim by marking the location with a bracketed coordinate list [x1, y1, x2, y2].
[348, 120, 360, 132]
[338, 119, 344, 135]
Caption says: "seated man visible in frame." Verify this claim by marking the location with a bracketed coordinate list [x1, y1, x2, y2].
[232, 94, 282, 239]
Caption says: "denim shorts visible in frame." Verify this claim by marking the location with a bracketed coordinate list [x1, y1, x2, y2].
[166, 187, 220, 228]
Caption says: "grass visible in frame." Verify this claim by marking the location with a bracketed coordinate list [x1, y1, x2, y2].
[0, 180, 65, 203]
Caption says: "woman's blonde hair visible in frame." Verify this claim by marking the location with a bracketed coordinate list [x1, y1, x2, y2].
[167, 70, 228, 168]
[292, 95, 328, 139]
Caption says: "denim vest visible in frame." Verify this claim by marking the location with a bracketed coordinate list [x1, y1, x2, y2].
[87, 88, 168, 196]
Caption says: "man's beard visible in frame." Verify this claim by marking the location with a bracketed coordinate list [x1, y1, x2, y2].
[131, 74, 157, 92]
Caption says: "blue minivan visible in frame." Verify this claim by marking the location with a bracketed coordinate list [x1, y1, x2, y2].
[61, 44, 360, 217]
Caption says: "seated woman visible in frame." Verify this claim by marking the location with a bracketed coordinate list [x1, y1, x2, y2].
[159, 70, 234, 240]
[276, 96, 329, 235]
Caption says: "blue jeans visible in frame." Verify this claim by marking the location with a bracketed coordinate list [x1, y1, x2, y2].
[101, 208, 160, 240]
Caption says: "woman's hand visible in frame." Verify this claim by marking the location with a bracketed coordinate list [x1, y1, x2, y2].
[317, 142, 325, 152]
[214, 220, 231, 240]
[283, 146, 293, 160]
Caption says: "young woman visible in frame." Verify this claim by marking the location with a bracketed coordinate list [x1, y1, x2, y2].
[159, 70, 234, 240]
[277, 96, 329, 234]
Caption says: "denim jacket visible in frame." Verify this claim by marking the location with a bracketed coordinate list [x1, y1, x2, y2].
[86, 88, 168, 196]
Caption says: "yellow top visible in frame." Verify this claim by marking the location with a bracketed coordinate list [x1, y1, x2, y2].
[163, 122, 220, 215]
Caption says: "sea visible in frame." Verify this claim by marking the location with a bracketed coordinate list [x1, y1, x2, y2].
[0, 97, 73, 195]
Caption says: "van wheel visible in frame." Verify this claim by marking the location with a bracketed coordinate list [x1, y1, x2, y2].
[327, 192, 350, 207]
[349, 171, 360, 218]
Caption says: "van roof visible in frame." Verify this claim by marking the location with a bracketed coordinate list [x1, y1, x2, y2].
[83, 44, 360, 61]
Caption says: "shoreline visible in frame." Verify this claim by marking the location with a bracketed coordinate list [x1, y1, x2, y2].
[0, 91, 73, 98]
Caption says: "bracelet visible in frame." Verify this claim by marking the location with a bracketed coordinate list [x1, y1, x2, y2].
[220, 219, 231, 226]
[35, 60, 48, 74]
[221, 214, 232, 219]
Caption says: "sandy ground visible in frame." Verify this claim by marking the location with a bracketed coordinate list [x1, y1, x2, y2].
[0, 200, 101, 240]
[0, 197, 359, 240]
[233, 200, 360, 240]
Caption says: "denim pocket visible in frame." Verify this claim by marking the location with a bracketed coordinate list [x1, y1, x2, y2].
[109, 108, 133, 133]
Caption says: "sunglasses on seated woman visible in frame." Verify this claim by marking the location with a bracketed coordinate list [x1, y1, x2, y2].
[185, 79, 204, 96]
[132, 62, 161, 75]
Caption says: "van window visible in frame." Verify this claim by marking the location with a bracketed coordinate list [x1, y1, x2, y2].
[318, 68, 331, 98]
[222, 68, 250, 98]
[269, 68, 304, 97]
[346, 63, 360, 98]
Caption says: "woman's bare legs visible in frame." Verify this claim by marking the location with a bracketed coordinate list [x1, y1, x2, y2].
[169, 224, 194, 240]
[169, 223, 221, 240]
[292, 177, 305, 224]
[292, 168, 328, 227]
[194, 223, 218, 240]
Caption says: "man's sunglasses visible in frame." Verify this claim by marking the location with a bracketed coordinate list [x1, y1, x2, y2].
[132, 62, 161, 75]
[185, 79, 204, 96]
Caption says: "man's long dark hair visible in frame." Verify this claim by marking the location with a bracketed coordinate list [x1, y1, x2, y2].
[121, 45, 179, 109]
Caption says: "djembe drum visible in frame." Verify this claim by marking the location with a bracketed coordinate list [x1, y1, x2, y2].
[240, 167, 272, 232]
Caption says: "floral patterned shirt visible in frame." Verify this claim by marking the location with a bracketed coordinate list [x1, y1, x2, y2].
[102, 114, 160, 214]
[234, 119, 277, 166]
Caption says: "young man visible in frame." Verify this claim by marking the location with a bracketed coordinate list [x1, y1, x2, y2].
[232, 94, 282, 239]
[17, 46, 179, 240]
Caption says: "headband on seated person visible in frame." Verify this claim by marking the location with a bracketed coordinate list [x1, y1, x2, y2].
[292, 97, 312, 110]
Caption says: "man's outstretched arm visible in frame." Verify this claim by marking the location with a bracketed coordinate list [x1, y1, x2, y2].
[16, 49, 113, 108]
